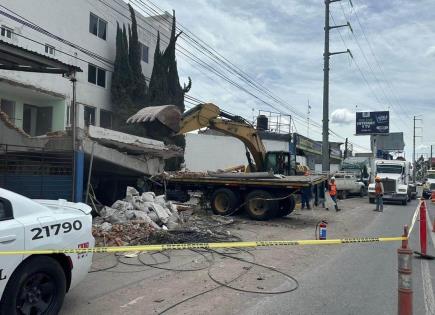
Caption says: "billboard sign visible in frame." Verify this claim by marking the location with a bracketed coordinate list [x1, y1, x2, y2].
[355, 111, 389, 135]
[293, 133, 341, 159]
[374, 132, 404, 151]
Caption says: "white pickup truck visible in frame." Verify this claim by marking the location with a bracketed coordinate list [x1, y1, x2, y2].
[333, 172, 366, 199]
[368, 159, 412, 205]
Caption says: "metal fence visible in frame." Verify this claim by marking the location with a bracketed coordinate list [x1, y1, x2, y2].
[0, 144, 73, 200]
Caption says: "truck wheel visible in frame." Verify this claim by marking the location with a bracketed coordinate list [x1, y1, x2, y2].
[402, 199, 407, 205]
[211, 188, 239, 216]
[341, 190, 348, 200]
[359, 188, 365, 197]
[369, 198, 375, 204]
[0, 256, 66, 315]
[245, 190, 278, 220]
[277, 195, 296, 217]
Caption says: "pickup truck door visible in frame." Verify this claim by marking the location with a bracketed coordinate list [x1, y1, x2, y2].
[0, 197, 25, 293]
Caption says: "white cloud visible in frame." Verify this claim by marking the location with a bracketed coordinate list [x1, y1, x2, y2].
[331, 108, 354, 125]
[425, 46, 435, 57]
[147, 0, 435, 157]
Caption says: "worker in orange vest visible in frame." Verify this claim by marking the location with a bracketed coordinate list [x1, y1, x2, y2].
[374, 176, 384, 212]
[328, 177, 340, 211]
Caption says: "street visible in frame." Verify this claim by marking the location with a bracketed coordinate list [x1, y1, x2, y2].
[60, 197, 435, 315]
[244, 199, 435, 315]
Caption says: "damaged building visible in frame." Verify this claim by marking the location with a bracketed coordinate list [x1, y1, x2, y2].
[0, 2, 182, 203]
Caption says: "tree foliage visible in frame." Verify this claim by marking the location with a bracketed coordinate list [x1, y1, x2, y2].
[111, 9, 190, 169]
[128, 4, 147, 103]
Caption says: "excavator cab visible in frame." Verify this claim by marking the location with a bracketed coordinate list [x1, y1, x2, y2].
[264, 151, 293, 175]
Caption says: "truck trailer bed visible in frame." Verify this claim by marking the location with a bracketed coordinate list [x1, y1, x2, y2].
[165, 172, 326, 188]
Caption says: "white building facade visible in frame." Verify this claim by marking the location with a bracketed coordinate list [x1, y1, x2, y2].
[0, 0, 170, 136]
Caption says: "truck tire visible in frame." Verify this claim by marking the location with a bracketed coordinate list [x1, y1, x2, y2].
[402, 199, 407, 205]
[211, 188, 239, 216]
[359, 187, 365, 198]
[245, 190, 278, 220]
[277, 195, 296, 217]
[341, 190, 347, 200]
[369, 198, 375, 204]
[0, 256, 66, 315]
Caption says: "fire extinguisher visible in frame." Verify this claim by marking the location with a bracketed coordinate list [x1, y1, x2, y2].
[316, 220, 328, 240]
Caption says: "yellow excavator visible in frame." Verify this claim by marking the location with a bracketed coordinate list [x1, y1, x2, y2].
[127, 103, 323, 220]
[127, 103, 294, 175]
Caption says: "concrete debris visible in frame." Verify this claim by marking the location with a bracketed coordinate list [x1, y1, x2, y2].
[142, 191, 155, 202]
[111, 200, 133, 212]
[100, 222, 112, 232]
[94, 187, 182, 237]
[92, 221, 153, 247]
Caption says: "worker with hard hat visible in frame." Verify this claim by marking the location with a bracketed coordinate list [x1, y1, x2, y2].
[374, 176, 384, 212]
[328, 176, 340, 211]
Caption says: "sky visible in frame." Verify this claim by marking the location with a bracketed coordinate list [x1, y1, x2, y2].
[132, 0, 435, 158]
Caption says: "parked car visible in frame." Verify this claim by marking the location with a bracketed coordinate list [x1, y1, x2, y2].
[0, 188, 94, 314]
[333, 172, 366, 199]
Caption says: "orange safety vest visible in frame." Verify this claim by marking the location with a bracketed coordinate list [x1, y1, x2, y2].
[329, 183, 337, 196]
[375, 182, 383, 195]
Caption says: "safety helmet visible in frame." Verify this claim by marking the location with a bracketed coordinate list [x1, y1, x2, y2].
[330, 176, 336, 181]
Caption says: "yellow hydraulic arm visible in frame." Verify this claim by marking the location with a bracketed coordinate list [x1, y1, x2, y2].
[127, 102, 268, 171]
[179, 103, 267, 171]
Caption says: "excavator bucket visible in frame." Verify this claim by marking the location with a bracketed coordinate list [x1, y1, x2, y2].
[126, 105, 182, 133]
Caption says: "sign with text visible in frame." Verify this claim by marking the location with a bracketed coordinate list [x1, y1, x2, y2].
[355, 111, 389, 135]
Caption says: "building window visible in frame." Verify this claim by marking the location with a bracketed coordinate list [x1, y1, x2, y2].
[45, 44, 55, 55]
[84, 106, 96, 127]
[0, 99, 15, 123]
[140, 42, 149, 63]
[89, 13, 107, 40]
[23, 104, 52, 136]
[100, 110, 112, 129]
[1, 26, 12, 39]
[88, 64, 106, 88]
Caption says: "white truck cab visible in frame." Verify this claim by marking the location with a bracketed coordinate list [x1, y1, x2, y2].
[426, 169, 435, 190]
[368, 159, 411, 205]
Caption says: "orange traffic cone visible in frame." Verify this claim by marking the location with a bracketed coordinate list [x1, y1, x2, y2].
[431, 191, 435, 203]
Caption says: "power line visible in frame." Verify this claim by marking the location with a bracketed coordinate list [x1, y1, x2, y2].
[350, 0, 413, 120]
[336, 2, 412, 131]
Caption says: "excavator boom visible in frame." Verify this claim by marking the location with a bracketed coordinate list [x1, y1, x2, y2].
[127, 103, 267, 171]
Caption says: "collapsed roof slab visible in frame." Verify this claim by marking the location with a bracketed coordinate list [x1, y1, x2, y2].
[87, 125, 183, 159]
[82, 138, 164, 176]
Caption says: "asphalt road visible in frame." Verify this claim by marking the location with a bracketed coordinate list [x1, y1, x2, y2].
[243, 199, 435, 315]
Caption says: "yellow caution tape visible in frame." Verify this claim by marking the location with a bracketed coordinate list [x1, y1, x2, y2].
[0, 236, 407, 255]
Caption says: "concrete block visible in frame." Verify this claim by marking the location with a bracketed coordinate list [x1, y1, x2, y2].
[125, 210, 160, 229]
[130, 196, 149, 212]
[141, 192, 155, 202]
[101, 222, 112, 232]
[111, 200, 133, 212]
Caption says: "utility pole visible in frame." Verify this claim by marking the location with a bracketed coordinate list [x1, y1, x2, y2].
[344, 137, 348, 159]
[307, 98, 311, 137]
[412, 115, 423, 182]
[322, 0, 353, 172]
[431, 145, 433, 170]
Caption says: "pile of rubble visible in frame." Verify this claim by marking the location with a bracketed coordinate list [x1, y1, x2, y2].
[94, 187, 182, 233]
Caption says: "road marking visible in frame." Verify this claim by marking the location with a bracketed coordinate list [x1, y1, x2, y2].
[421, 260, 435, 315]
[422, 206, 435, 315]
[120, 295, 146, 308]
